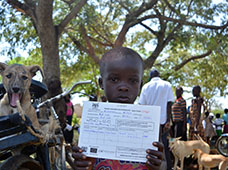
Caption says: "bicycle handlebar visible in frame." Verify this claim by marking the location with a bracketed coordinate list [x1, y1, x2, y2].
[37, 80, 92, 109]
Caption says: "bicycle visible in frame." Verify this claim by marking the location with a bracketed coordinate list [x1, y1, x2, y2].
[216, 133, 228, 157]
[0, 80, 91, 170]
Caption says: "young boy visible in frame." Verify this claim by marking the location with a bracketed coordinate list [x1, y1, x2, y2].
[171, 87, 187, 140]
[214, 113, 224, 137]
[72, 47, 165, 170]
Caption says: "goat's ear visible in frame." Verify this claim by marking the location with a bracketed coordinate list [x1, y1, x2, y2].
[167, 135, 171, 140]
[176, 137, 182, 140]
[0, 62, 8, 75]
[28, 65, 44, 78]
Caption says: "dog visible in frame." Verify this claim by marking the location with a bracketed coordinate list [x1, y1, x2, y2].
[0, 63, 42, 129]
[193, 149, 228, 170]
[168, 135, 210, 170]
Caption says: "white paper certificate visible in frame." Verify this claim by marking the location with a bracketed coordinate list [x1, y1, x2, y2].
[78, 101, 161, 163]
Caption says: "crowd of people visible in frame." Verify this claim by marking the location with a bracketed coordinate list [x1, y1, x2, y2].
[67, 47, 226, 170]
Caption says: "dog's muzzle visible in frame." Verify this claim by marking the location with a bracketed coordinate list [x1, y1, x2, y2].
[8, 93, 22, 108]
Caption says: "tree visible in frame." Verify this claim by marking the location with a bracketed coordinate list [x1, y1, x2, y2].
[1, 0, 228, 109]
[1, 0, 87, 120]
[68, 0, 228, 107]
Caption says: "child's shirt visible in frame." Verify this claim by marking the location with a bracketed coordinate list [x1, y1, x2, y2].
[90, 158, 148, 170]
[214, 118, 224, 130]
[222, 114, 228, 125]
[171, 96, 186, 122]
[66, 101, 73, 116]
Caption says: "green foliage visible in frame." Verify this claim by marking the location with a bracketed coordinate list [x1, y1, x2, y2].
[1, 0, 228, 110]
[212, 109, 224, 115]
[72, 114, 80, 126]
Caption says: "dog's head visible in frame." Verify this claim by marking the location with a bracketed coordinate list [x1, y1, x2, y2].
[167, 136, 181, 144]
[192, 149, 201, 159]
[167, 136, 181, 150]
[0, 63, 43, 108]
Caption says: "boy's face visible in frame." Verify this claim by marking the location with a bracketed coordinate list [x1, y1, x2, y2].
[192, 87, 200, 97]
[175, 88, 182, 98]
[99, 57, 143, 104]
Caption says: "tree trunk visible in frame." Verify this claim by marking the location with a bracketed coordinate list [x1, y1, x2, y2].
[36, 0, 66, 124]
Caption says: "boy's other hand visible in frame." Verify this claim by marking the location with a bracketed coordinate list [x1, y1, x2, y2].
[146, 142, 164, 170]
[72, 145, 92, 170]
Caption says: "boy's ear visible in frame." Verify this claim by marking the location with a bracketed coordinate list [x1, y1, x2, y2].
[98, 77, 104, 90]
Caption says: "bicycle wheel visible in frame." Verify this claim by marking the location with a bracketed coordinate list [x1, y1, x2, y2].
[216, 136, 228, 157]
[0, 154, 43, 170]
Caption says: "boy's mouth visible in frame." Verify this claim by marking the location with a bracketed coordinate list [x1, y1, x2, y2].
[117, 96, 130, 103]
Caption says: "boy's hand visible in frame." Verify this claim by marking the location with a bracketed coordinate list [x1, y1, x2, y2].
[146, 142, 164, 170]
[72, 145, 92, 170]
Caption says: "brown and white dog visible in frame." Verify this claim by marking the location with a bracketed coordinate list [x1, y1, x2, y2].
[193, 149, 228, 170]
[0, 62, 42, 129]
[168, 135, 210, 170]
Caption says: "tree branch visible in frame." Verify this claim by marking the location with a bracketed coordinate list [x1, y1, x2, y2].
[114, 0, 158, 46]
[144, 35, 166, 69]
[88, 36, 114, 47]
[116, 0, 131, 13]
[139, 22, 158, 36]
[133, 12, 228, 31]
[7, 0, 28, 14]
[58, 0, 87, 35]
[80, 25, 100, 64]
[187, 0, 194, 15]
[162, 0, 179, 14]
[7, 0, 37, 29]
[90, 26, 114, 47]
[163, 23, 182, 46]
[68, 34, 88, 53]
[102, 2, 113, 25]
[158, 15, 228, 30]
[173, 50, 212, 71]
[62, 0, 76, 6]
[7, 0, 37, 20]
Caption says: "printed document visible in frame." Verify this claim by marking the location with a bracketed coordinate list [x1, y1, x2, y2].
[78, 101, 161, 163]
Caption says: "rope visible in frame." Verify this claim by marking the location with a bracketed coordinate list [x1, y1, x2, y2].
[16, 100, 45, 143]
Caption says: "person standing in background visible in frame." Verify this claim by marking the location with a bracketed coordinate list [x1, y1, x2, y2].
[64, 94, 74, 144]
[64, 94, 74, 125]
[222, 108, 228, 133]
[203, 111, 216, 144]
[214, 113, 224, 137]
[171, 87, 187, 140]
[139, 69, 174, 170]
[189, 85, 205, 140]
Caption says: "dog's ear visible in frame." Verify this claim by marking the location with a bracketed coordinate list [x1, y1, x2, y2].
[0, 62, 8, 75]
[28, 65, 44, 78]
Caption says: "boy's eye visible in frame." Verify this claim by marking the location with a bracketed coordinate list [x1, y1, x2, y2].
[111, 77, 118, 82]
[130, 78, 139, 84]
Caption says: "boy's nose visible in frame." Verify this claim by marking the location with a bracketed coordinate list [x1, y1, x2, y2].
[118, 85, 129, 91]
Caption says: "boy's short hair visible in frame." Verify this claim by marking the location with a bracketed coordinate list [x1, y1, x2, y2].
[205, 111, 209, 117]
[193, 85, 201, 92]
[177, 86, 183, 94]
[224, 108, 228, 114]
[216, 113, 220, 118]
[149, 69, 160, 79]
[99, 47, 144, 76]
